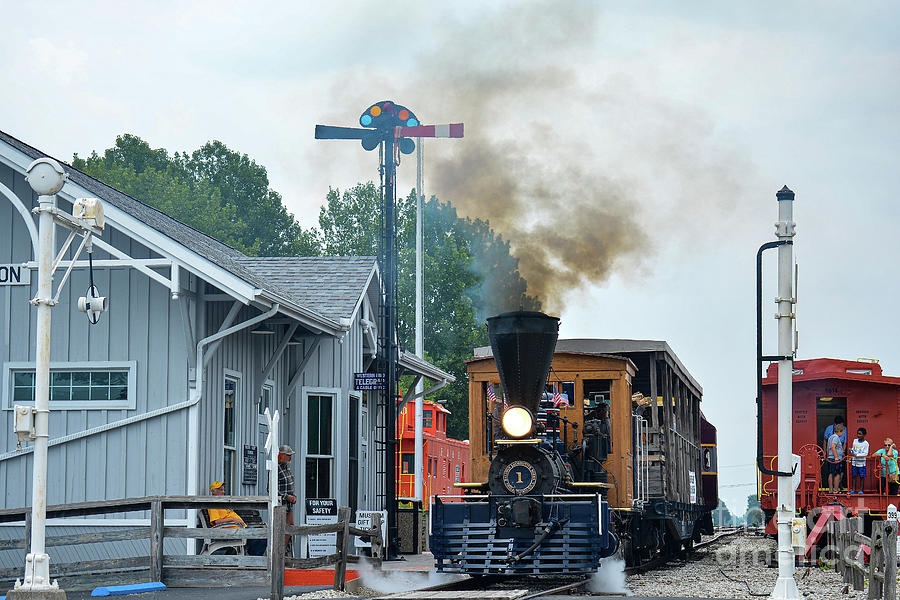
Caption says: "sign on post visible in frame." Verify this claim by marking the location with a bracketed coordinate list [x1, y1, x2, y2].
[305, 499, 338, 557]
[242, 444, 258, 486]
[354, 510, 388, 550]
[0, 264, 30, 286]
[354, 372, 385, 391]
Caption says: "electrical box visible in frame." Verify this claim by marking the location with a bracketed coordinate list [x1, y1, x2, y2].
[73, 197, 105, 230]
[791, 517, 806, 555]
[13, 405, 35, 443]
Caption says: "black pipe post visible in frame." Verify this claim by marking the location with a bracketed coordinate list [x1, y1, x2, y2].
[756, 240, 794, 478]
[382, 132, 399, 558]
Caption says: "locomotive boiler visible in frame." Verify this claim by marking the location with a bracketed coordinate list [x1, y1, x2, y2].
[429, 311, 619, 574]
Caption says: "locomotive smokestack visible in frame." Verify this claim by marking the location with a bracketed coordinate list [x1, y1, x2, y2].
[487, 311, 560, 415]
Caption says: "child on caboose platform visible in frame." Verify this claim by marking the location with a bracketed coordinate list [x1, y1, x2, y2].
[850, 428, 869, 494]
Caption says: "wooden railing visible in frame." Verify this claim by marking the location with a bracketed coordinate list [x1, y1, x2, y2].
[269, 505, 382, 600]
[830, 516, 897, 600]
[0, 496, 382, 596]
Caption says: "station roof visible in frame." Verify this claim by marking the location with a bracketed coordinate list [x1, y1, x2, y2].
[237, 256, 377, 323]
[0, 129, 454, 382]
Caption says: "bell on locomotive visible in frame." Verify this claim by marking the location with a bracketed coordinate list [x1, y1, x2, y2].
[429, 311, 618, 575]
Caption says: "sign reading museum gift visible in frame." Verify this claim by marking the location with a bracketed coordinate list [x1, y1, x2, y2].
[0, 265, 30, 286]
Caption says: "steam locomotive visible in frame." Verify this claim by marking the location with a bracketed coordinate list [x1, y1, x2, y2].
[429, 311, 717, 574]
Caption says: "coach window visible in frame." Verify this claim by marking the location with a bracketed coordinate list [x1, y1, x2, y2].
[583, 379, 612, 447]
[424, 409, 433, 428]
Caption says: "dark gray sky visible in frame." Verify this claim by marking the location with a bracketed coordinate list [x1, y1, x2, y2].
[2, 1, 898, 513]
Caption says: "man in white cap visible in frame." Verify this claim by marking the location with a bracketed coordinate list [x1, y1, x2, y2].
[278, 445, 296, 551]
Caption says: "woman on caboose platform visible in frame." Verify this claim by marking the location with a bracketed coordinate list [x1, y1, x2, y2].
[874, 438, 899, 496]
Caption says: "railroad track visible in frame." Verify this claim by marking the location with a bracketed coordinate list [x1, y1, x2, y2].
[372, 574, 592, 600]
[625, 527, 743, 575]
[371, 531, 745, 599]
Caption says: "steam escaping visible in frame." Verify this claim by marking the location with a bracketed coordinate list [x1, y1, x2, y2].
[357, 558, 456, 594]
[309, 1, 753, 312]
[411, 3, 749, 312]
[589, 557, 633, 596]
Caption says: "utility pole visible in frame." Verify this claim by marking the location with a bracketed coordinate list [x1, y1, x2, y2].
[770, 186, 799, 600]
[315, 103, 462, 557]
[10, 159, 106, 600]
[414, 140, 424, 504]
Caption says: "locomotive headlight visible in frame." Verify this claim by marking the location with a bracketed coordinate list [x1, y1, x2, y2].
[501, 406, 534, 438]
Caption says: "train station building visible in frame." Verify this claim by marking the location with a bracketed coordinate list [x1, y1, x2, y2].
[0, 129, 452, 567]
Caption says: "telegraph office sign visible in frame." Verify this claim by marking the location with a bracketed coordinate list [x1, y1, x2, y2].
[354, 372, 385, 391]
[0, 265, 30, 286]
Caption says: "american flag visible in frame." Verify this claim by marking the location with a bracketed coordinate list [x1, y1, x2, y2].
[552, 384, 569, 407]
[487, 384, 497, 404]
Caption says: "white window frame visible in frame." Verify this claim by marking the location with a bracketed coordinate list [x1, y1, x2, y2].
[3, 361, 137, 411]
[258, 379, 275, 425]
[300, 387, 339, 505]
[223, 369, 242, 494]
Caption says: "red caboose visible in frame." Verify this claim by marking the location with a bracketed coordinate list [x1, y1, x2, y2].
[760, 358, 900, 528]
[395, 399, 470, 503]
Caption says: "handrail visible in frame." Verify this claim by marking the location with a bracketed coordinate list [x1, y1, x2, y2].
[0, 495, 383, 599]
[0, 495, 269, 523]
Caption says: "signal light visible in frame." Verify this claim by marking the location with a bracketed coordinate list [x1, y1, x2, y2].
[370, 105, 382, 117]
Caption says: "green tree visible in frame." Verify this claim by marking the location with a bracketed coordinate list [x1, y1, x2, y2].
[73, 134, 320, 256]
[318, 183, 540, 438]
[745, 494, 763, 527]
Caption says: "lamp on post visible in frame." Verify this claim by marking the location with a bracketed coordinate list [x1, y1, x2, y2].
[9, 158, 106, 600]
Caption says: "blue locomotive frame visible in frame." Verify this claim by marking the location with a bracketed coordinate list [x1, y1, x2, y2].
[430, 493, 618, 575]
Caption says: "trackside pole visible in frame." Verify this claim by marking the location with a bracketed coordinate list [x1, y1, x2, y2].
[770, 186, 799, 600]
[414, 139, 424, 504]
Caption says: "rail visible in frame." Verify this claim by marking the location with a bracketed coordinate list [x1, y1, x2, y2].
[830, 516, 897, 600]
[0, 495, 382, 598]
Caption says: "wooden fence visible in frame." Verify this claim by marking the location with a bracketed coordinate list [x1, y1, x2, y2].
[269, 505, 382, 600]
[830, 516, 897, 600]
[0, 496, 382, 597]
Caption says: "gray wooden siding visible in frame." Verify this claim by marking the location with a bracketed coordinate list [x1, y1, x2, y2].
[199, 302, 366, 506]
[0, 162, 191, 510]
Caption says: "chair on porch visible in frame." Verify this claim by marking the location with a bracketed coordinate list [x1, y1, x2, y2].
[198, 509, 247, 556]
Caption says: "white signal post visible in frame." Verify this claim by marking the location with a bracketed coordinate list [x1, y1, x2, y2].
[11, 159, 105, 600]
[770, 186, 799, 600]
[414, 139, 424, 503]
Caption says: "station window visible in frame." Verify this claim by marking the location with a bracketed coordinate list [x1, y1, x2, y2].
[223, 375, 238, 493]
[5, 362, 136, 410]
[306, 393, 334, 499]
[259, 383, 273, 416]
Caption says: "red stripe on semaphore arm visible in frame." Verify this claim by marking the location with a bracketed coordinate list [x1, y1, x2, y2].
[395, 124, 464, 138]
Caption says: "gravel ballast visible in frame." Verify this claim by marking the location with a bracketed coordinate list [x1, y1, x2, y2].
[624, 533, 874, 599]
